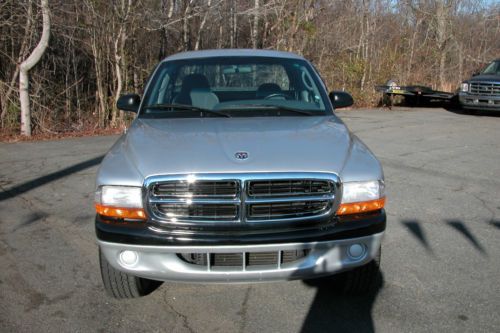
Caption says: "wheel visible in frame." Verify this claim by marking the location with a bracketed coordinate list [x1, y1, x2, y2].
[99, 248, 162, 298]
[336, 247, 382, 295]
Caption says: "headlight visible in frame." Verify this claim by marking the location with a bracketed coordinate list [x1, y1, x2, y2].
[341, 180, 384, 203]
[95, 186, 145, 220]
[96, 186, 143, 207]
[337, 180, 385, 216]
[461, 83, 469, 92]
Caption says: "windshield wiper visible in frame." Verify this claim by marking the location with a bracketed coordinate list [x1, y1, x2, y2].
[145, 104, 231, 118]
[221, 104, 316, 116]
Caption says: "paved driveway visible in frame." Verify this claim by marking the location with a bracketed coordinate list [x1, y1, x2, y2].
[1, 108, 499, 332]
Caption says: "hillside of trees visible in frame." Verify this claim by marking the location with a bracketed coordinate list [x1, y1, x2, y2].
[1, 0, 499, 136]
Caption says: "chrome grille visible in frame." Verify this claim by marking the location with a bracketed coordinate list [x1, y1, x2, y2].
[247, 201, 330, 220]
[248, 252, 278, 266]
[145, 173, 338, 224]
[178, 249, 310, 270]
[156, 203, 238, 221]
[153, 180, 238, 198]
[212, 253, 243, 267]
[469, 82, 500, 96]
[248, 179, 332, 197]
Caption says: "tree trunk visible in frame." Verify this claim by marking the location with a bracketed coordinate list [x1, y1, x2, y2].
[182, 1, 193, 51]
[159, 0, 174, 60]
[436, 0, 449, 91]
[19, 0, 51, 136]
[195, 0, 211, 50]
[229, 0, 237, 48]
[91, 35, 107, 128]
[251, 0, 260, 49]
[111, 33, 123, 127]
[1, 0, 33, 127]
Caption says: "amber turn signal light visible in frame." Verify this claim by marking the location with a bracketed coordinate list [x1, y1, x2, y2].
[336, 198, 385, 216]
[95, 204, 146, 220]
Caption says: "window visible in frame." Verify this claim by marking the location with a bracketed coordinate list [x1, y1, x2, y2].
[142, 56, 331, 118]
[481, 61, 500, 75]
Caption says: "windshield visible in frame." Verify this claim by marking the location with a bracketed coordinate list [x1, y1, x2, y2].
[481, 60, 500, 75]
[140, 56, 331, 118]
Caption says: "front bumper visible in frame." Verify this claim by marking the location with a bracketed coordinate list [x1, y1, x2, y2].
[96, 210, 386, 283]
[459, 92, 500, 111]
[99, 232, 384, 283]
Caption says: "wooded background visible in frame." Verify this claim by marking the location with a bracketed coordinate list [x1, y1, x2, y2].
[1, 0, 499, 135]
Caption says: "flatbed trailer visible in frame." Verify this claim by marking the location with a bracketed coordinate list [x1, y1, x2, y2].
[375, 84, 455, 108]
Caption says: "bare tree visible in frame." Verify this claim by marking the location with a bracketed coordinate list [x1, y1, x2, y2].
[0, 1, 33, 127]
[182, 0, 194, 51]
[19, 0, 50, 136]
[434, 0, 455, 90]
[251, 0, 260, 48]
[111, 0, 133, 127]
[195, 0, 212, 50]
[0, 0, 499, 136]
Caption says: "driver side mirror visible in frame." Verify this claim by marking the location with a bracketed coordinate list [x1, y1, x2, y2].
[117, 94, 141, 113]
[329, 91, 354, 109]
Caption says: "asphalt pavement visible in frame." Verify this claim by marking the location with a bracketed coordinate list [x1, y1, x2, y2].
[0, 107, 499, 332]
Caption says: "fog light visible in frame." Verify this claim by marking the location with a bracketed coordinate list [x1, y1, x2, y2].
[119, 250, 138, 266]
[347, 244, 365, 259]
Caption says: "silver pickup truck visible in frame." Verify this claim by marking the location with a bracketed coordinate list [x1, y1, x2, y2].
[94, 49, 386, 298]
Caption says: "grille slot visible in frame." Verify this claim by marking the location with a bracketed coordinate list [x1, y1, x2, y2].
[248, 179, 332, 197]
[469, 82, 500, 96]
[154, 180, 238, 198]
[248, 252, 278, 266]
[156, 203, 238, 221]
[211, 253, 243, 267]
[247, 201, 330, 220]
[178, 249, 310, 270]
[282, 249, 310, 263]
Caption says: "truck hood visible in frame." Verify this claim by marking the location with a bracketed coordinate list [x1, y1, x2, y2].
[469, 74, 500, 82]
[122, 116, 352, 177]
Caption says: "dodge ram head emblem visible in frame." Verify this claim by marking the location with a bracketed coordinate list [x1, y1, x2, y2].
[234, 151, 249, 160]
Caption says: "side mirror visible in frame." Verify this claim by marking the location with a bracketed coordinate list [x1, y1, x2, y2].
[117, 94, 141, 112]
[329, 91, 354, 109]
[472, 71, 480, 77]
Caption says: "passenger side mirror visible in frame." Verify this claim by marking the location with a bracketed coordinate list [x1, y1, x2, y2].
[117, 94, 141, 113]
[329, 91, 354, 109]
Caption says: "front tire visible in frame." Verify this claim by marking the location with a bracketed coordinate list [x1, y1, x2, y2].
[99, 249, 162, 298]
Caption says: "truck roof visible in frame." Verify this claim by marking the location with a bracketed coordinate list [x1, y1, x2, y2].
[162, 49, 305, 62]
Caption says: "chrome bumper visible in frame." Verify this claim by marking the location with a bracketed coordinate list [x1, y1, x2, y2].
[98, 232, 384, 283]
[459, 93, 500, 110]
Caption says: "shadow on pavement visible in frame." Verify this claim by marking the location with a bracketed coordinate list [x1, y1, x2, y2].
[13, 211, 49, 231]
[490, 220, 500, 229]
[0, 155, 104, 201]
[379, 94, 500, 117]
[401, 220, 433, 254]
[400, 219, 489, 256]
[300, 270, 384, 333]
[446, 220, 487, 255]
[443, 105, 500, 117]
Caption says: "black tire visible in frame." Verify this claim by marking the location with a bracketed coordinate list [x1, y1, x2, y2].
[337, 247, 381, 295]
[99, 249, 162, 299]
